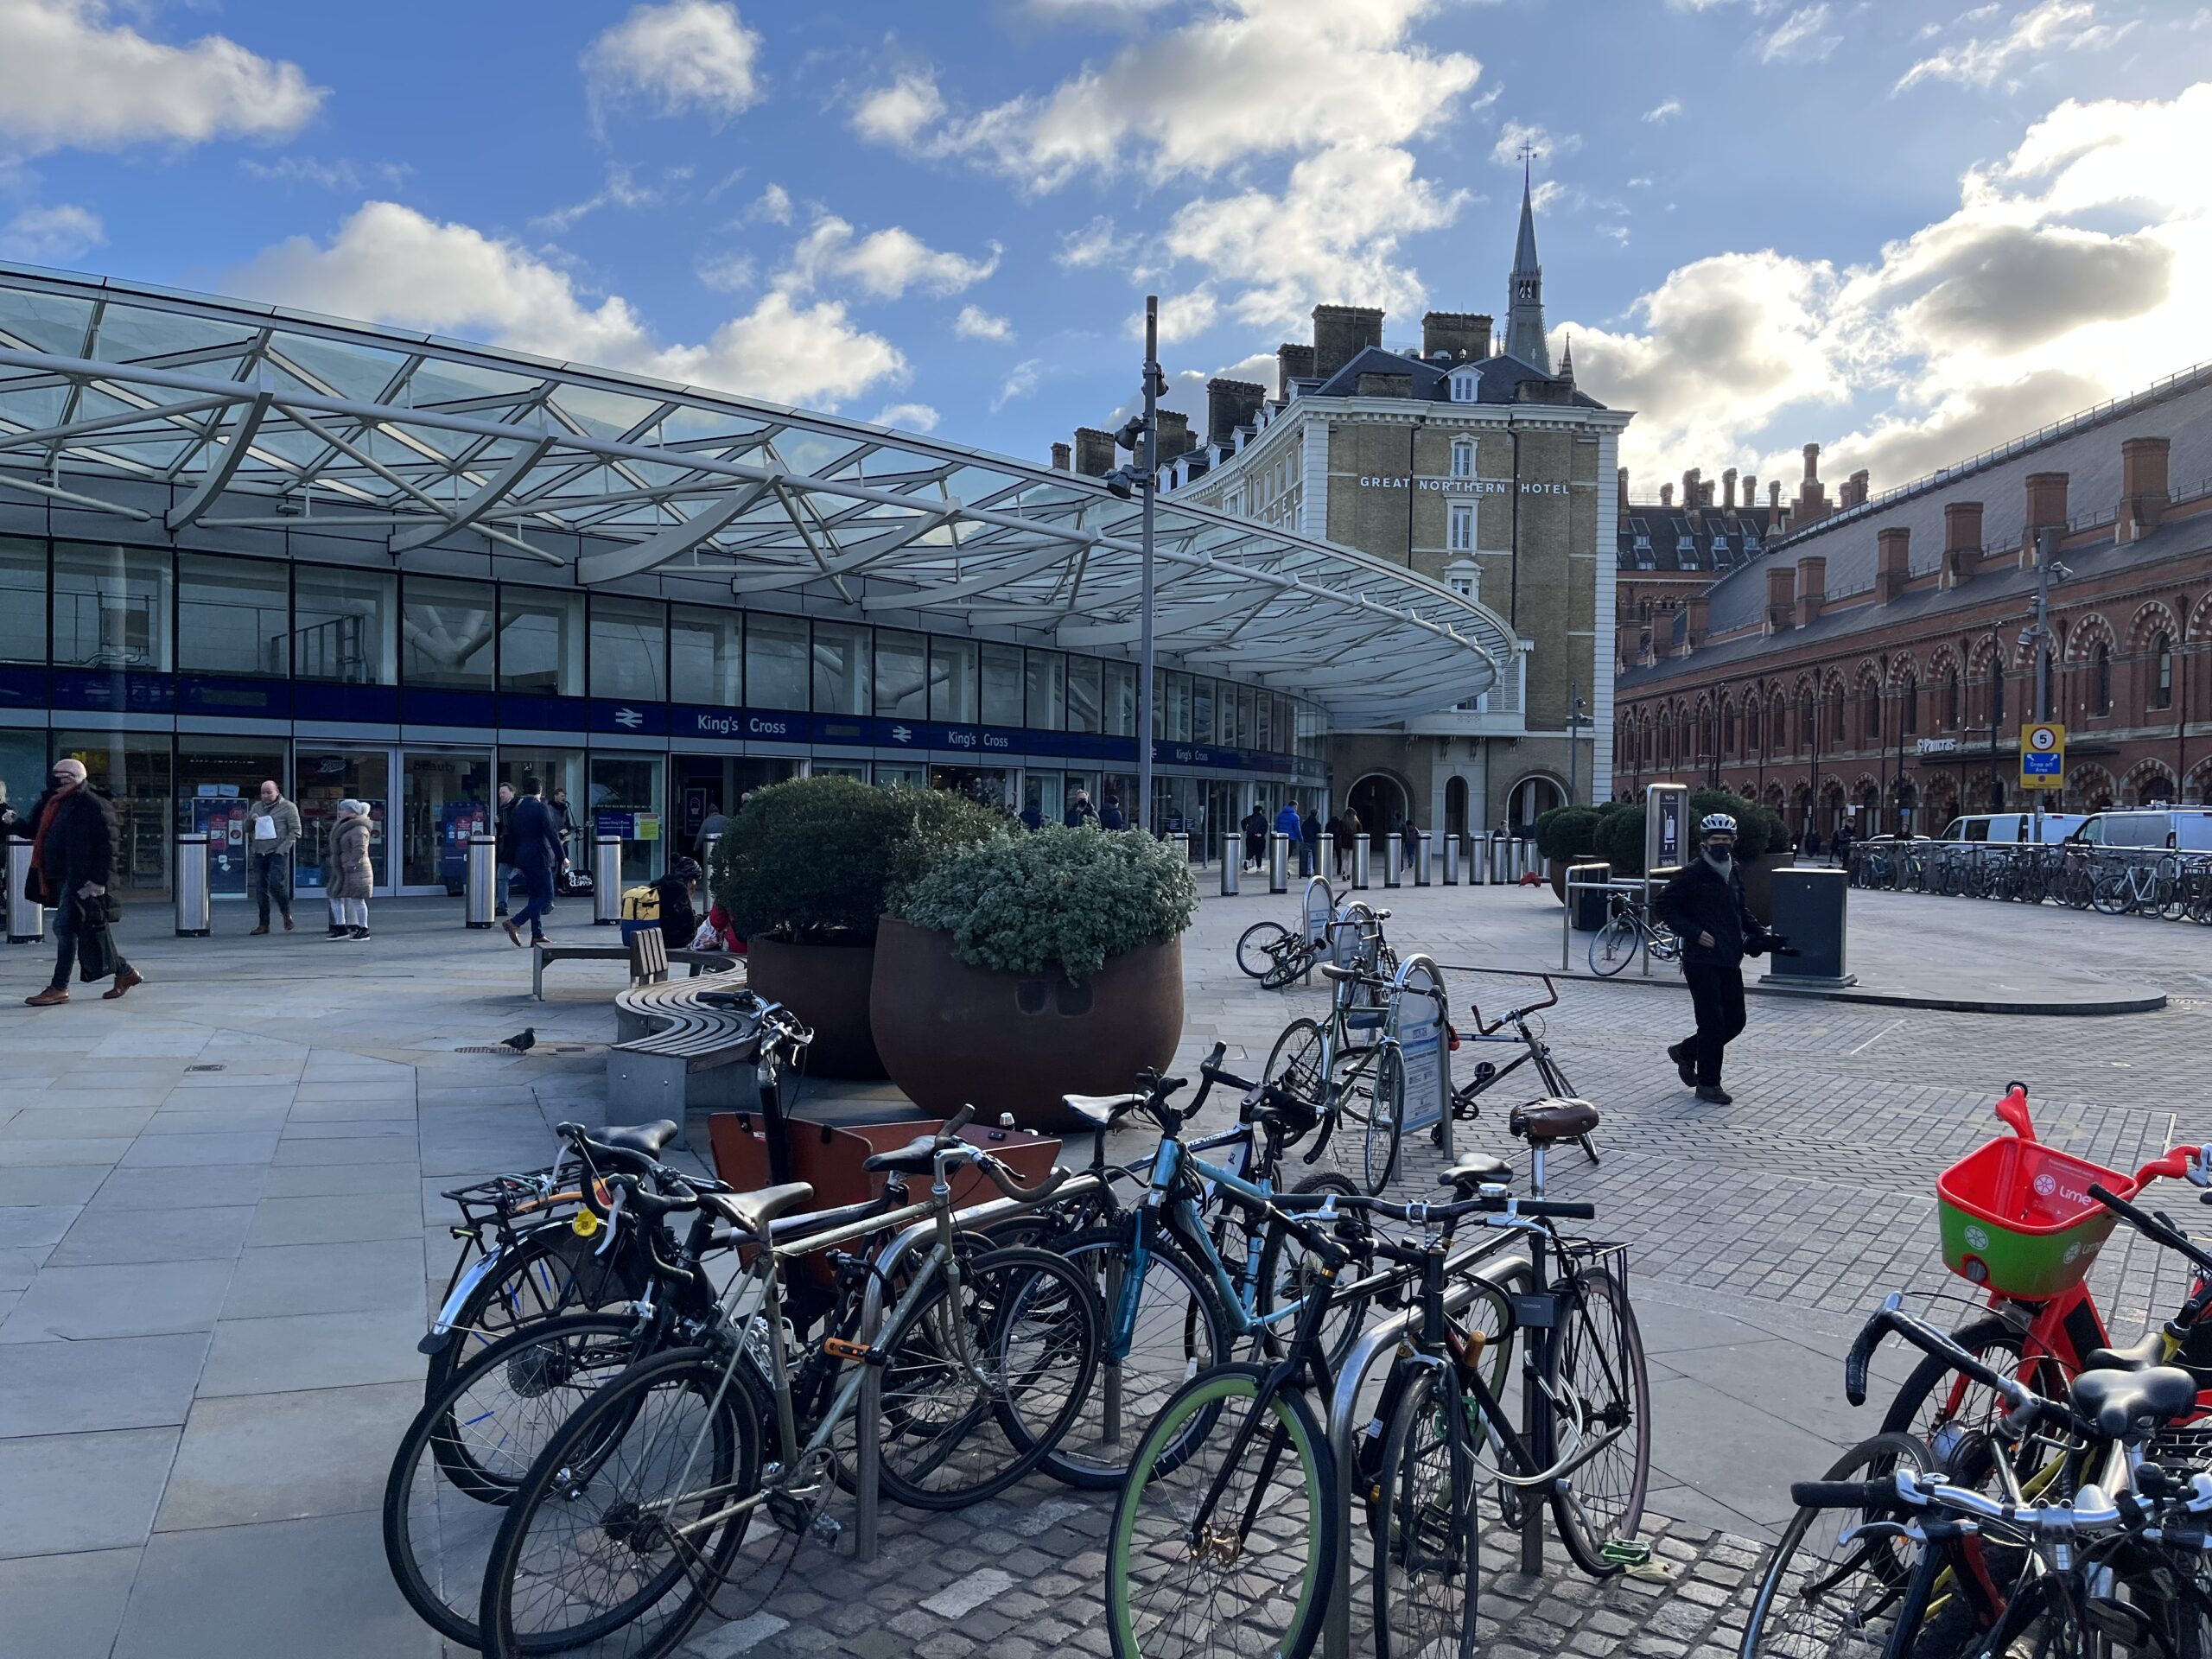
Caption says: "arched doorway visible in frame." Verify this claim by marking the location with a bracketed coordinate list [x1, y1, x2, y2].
[1505, 774, 1564, 837]
[1348, 772, 1412, 854]
[1444, 775, 1469, 836]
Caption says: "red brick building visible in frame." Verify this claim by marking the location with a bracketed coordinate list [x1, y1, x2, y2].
[1611, 366, 2212, 834]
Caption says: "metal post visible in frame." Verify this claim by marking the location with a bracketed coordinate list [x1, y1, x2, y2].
[1442, 832, 1460, 886]
[1169, 830, 1190, 867]
[6, 842, 42, 943]
[1137, 296, 1159, 837]
[1220, 835, 1240, 896]
[1414, 831, 1432, 887]
[1268, 832, 1289, 893]
[174, 832, 211, 938]
[701, 831, 721, 879]
[1351, 836, 1370, 890]
[1382, 835, 1401, 888]
[2032, 525, 2056, 844]
[464, 833, 496, 929]
[593, 835, 623, 925]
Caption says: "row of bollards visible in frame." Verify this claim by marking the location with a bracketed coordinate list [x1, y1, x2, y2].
[1216, 830, 1536, 896]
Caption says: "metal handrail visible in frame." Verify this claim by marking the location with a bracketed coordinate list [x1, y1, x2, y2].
[1561, 868, 1658, 976]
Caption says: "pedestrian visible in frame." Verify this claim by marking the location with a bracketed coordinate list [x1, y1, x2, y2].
[1065, 791, 1096, 828]
[1400, 816, 1421, 874]
[1831, 823, 1853, 869]
[499, 775, 568, 949]
[694, 805, 727, 866]
[548, 786, 576, 861]
[1655, 812, 1793, 1104]
[245, 778, 302, 935]
[1099, 792, 1127, 830]
[1243, 805, 1268, 870]
[325, 798, 374, 941]
[653, 857, 702, 950]
[493, 781, 518, 918]
[1332, 807, 1360, 879]
[1299, 804, 1321, 878]
[1800, 826, 1822, 861]
[0, 757, 144, 1006]
[1019, 799, 1044, 832]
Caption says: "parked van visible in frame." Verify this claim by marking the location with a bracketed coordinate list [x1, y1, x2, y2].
[1939, 811, 2088, 845]
[2066, 808, 2212, 851]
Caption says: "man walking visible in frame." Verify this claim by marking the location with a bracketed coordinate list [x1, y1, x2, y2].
[1299, 803, 1321, 878]
[245, 779, 302, 934]
[1, 757, 144, 1005]
[1064, 790, 1096, 828]
[1656, 813, 1789, 1103]
[1242, 804, 1268, 871]
[499, 775, 568, 950]
[1099, 792, 1127, 830]
[493, 781, 518, 918]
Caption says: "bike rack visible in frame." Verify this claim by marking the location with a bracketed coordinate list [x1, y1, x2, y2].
[850, 1170, 1108, 1563]
[1561, 873, 1662, 977]
[1389, 952, 1452, 1157]
[1321, 1240, 1538, 1659]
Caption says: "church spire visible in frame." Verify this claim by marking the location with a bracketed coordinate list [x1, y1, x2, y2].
[1506, 152, 1550, 372]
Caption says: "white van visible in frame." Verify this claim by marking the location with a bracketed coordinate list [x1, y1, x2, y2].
[2067, 808, 2212, 851]
[1940, 811, 2088, 845]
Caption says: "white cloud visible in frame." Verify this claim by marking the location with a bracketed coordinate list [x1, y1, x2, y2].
[229, 200, 906, 410]
[1895, 1, 2120, 93]
[238, 156, 411, 193]
[1491, 120, 1580, 167]
[531, 163, 664, 232]
[992, 359, 1043, 412]
[779, 215, 1000, 299]
[872, 402, 941, 433]
[0, 0, 324, 156]
[1758, 3, 1840, 62]
[746, 182, 791, 224]
[850, 71, 946, 148]
[1643, 99, 1681, 124]
[1109, 349, 1280, 430]
[0, 202, 103, 262]
[954, 304, 1014, 341]
[582, 1, 762, 127]
[694, 251, 754, 291]
[1057, 216, 1130, 270]
[1133, 289, 1219, 344]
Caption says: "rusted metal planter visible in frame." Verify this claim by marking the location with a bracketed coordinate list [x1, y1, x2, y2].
[744, 934, 887, 1080]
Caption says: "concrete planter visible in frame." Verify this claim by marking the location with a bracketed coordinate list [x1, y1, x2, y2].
[868, 916, 1183, 1133]
[744, 934, 886, 1080]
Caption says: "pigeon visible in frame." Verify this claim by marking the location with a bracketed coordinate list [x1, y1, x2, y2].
[501, 1027, 536, 1053]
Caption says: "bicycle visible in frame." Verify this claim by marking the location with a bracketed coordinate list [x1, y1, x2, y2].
[475, 1110, 1103, 1659]
[1239, 899, 1398, 991]
[1437, 972, 1602, 1166]
[1588, 889, 1682, 976]
[1265, 960, 1408, 1192]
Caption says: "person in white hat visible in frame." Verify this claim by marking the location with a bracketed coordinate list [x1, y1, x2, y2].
[0, 756, 144, 1005]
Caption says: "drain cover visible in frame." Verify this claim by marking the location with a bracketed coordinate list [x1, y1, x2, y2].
[186, 1064, 225, 1072]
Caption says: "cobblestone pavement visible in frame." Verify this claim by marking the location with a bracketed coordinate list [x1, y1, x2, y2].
[0, 881, 2207, 1656]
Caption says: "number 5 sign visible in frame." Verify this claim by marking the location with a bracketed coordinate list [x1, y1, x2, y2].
[2020, 722, 2065, 790]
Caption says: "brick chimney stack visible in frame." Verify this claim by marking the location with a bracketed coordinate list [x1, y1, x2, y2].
[2119, 435, 2171, 543]
[1876, 526, 1910, 603]
[1421, 311, 1492, 362]
[1660, 484, 1674, 507]
[1699, 480, 1715, 507]
[1051, 442, 1071, 472]
[1802, 442, 1820, 484]
[1840, 468, 1871, 511]
[1073, 428, 1115, 477]
[1205, 378, 1267, 448]
[1795, 555, 1826, 627]
[1722, 467, 1738, 511]
[1940, 500, 1983, 590]
[1276, 342, 1316, 400]
[1681, 467, 1701, 512]
[1744, 475, 1758, 516]
[1683, 594, 1711, 653]
[1617, 467, 1630, 513]
[1311, 304, 1383, 380]
[1766, 563, 1796, 632]
[1769, 480, 1782, 510]
[2021, 471, 2069, 567]
[1154, 409, 1193, 460]
[1794, 442, 1830, 525]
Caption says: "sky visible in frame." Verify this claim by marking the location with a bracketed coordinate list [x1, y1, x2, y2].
[1, 0, 2209, 498]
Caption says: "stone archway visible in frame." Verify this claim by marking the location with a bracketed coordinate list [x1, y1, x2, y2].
[1505, 773, 1566, 837]
[1444, 775, 1469, 836]
[1347, 771, 1413, 852]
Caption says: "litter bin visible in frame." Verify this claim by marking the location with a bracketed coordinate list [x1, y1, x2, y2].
[1567, 862, 1611, 931]
[175, 832, 211, 938]
[1442, 833, 1460, 887]
[594, 835, 623, 925]
[1762, 867, 1855, 988]
[464, 834, 496, 929]
[1351, 838, 1370, 890]
[5, 842, 39, 944]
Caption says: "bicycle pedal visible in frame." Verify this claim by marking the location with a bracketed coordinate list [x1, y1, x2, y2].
[811, 1513, 844, 1543]
[1600, 1538, 1654, 1567]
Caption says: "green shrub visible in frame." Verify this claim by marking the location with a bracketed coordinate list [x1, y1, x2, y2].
[1534, 805, 1602, 864]
[1688, 789, 1783, 861]
[711, 776, 1009, 944]
[895, 824, 1198, 982]
[1595, 806, 1646, 875]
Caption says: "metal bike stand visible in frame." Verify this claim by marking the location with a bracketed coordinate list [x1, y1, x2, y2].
[1321, 1242, 1537, 1659]
[851, 1171, 1106, 1563]
[1389, 953, 1452, 1161]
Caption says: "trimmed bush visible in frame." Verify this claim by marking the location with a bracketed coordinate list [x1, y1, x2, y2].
[895, 824, 1198, 983]
[1534, 805, 1602, 864]
[1688, 789, 1787, 861]
[1595, 806, 1646, 875]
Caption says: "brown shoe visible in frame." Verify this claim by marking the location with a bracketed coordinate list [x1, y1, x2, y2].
[23, 986, 67, 1007]
[102, 967, 144, 1000]
[283, 916, 295, 931]
[250, 925, 270, 936]
[501, 920, 523, 947]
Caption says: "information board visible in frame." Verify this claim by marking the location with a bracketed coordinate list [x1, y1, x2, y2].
[1644, 783, 1689, 875]
[1394, 957, 1450, 1139]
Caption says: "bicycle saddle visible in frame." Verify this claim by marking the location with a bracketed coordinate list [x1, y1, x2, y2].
[1060, 1094, 1142, 1132]
[2069, 1364, 2197, 1438]
[1440, 1154, 1512, 1190]
[702, 1182, 817, 1240]
[863, 1130, 969, 1176]
[1509, 1099, 1601, 1142]
[597, 1121, 681, 1158]
[2085, 1331, 2171, 1374]
[1319, 963, 1355, 982]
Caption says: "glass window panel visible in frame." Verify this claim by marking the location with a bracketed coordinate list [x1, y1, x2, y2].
[178, 556, 289, 677]
[1274, 696, 1294, 753]
[671, 606, 743, 705]
[931, 638, 978, 723]
[401, 575, 495, 689]
[1217, 682, 1238, 747]
[874, 629, 927, 719]
[1104, 660, 1137, 737]
[53, 543, 171, 671]
[499, 588, 583, 695]
[1150, 668, 1166, 739]
[1192, 679, 1215, 746]
[1238, 687, 1257, 749]
[589, 594, 666, 702]
[0, 539, 42, 664]
[1065, 657, 1102, 734]
[1255, 692, 1271, 753]
[811, 620, 871, 715]
[981, 643, 1025, 727]
[293, 565, 394, 684]
[1166, 671, 1192, 742]
[1026, 650, 1066, 731]
[745, 612, 810, 709]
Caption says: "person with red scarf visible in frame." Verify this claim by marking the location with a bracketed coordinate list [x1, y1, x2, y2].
[0, 757, 144, 1006]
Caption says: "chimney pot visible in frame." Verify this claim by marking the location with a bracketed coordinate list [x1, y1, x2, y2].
[1839, 468, 1871, 511]
[1421, 311, 1492, 365]
[1660, 483, 1674, 507]
[1802, 442, 1820, 483]
[1683, 594, 1711, 653]
[1795, 554, 1826, 627]
[2022, 471, 2068, 566]
[1275, 341, 1317, 401]
[1768, 480, 1782, 509]
[1073, 427, 1116, 478]
[2120, 435, 2171, 543]
[1765, 563, 1796, 632]
[1876, 525, 1910, 602]
[1744, 474, 1758, 513]
[1617, 467, 1630, 512]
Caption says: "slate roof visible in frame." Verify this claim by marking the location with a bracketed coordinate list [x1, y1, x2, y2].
[1302, 343, 1603, 409]
[1619, 505, 1779, 575]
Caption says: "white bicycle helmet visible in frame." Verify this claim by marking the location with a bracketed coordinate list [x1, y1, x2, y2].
[1700, 812, 1738, 835]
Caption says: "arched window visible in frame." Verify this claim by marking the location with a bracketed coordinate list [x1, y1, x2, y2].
[1862, 687, 1881, 745]
[2152, 633, 2173, 711]
[1945, 668, 1961, 729]
[2091, 642, 2112, 715]
[1827, 686, 1845, 747]
[1770, 699, 1786, 752]
[1799, 690, 1813, 750]
[1450, 439, 1473, 479]
[1899, 674, 1917, 736]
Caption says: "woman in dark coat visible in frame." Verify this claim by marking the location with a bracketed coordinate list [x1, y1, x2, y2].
[0, 756, 143, 1004]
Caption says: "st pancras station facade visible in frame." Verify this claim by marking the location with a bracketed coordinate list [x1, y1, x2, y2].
[0, 264, 1509, 902]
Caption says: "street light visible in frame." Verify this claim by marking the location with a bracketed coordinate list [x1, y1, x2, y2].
[1566, 680, 1592, 805]
[1113, 298, 1168, 833]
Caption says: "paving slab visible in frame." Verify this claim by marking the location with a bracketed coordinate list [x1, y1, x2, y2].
[246, 1193, 423, 1248]
[87, 1162, 268, 1210]
[0, 1332, 211, 1437]
[156, 1381, 420, 1529]
[0, 1258, 235, 1343]
[197, 1306, 427, 1396]
[0, 1547, 143, 1659]
[222, 1236, 429, 1320]
[0, 1427, 179, 1557]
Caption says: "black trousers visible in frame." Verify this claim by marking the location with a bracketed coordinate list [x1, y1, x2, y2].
[1681, 963, 1747, 1087]
[50, 899, 131, 991]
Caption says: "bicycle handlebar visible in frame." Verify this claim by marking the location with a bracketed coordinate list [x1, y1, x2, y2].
[1845, 1294, 2094, 1440]
[974, 1157, 1070, 1205]
[2089, 1182, 2212, 1281]
[1467, 972, 1559, 1037]
[1791, 1471, 2130, 1534]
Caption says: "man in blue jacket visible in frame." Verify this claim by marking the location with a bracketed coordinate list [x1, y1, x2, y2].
[500, 775, 569, 949]
[1655, 813, 1792, 1104]
[1272, 800, 1300, 871]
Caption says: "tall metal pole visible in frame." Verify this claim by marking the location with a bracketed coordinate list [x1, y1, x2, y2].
[1138, 296, 1159, 836]
[2032, 525, 2055, 843]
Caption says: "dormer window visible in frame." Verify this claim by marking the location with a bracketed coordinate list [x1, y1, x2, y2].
[1450, 439, 1472, 478]
[1448, 370, 1478, 404]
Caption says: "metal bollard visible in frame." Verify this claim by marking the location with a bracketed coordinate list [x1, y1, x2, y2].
[1169, 831, 1190, 866]
[700, 832, 721, 879]
[1220, 835, 1240, 896]
[463, 834, 496, 929]
[1382, 837, 1401, 888]
[594, 835, 623, 925]
[6, 842, 41, 942]
[1442, 833, 1460, 887]
[1414, 833, 1432, 887]
[175, 832, 211, 938]
[1351, 837, 1370, 890]
[1268, 832, 1289, 893]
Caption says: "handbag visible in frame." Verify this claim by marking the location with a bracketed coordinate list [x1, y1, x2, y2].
[73, 893, 120, 983]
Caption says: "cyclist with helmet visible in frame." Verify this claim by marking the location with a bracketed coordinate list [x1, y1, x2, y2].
[1655, 812, 1792, 1103]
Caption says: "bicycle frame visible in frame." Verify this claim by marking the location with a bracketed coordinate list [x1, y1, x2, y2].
[1128, 1136, 1313, 1351]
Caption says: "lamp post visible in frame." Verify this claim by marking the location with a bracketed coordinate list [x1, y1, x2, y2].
[1566, 681, 1590, 805]
[1103, 296, 1166, 835]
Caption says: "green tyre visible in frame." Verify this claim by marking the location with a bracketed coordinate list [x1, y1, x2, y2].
[1107, 1363, 1338, 1659]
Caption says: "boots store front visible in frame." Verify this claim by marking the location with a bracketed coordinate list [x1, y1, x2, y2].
[0, 270, 1498, 903]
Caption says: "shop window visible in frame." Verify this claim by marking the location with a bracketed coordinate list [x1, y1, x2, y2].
[746, 612, 810, 709]
[811, 620, 871, 716]
[1103, 660, 1137, 737]
[671, 606, 743, 706]
[931, 637, 979, 723]
[589, 595, 667, 702]
[1216, 679, 1239, 746]
[874, 628, 927, 719]
[1027, 650, 1067, 731]
[53, 542, 171, 671]
[402, 575, 495, 689]
[1065, 656, 1102, 734]
[294, 565, 395, 684]
[499, 588, 584, 695]
[177, 555, 289, 677]
[54, 728, 171, 893]
[1192, 678, 1215, 745]
[0, 539, 43, 664]
[981, 643, 1024, 727]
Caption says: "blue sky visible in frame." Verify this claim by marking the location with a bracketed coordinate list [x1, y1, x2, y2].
[2, 0, 2208, 493]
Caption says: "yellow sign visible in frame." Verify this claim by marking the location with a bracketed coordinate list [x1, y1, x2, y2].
[636, 813, 662, 841]
[2020, 722, 2066, 791]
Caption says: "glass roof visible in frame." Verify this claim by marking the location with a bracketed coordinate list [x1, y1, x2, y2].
[0, 264, 1506, 724]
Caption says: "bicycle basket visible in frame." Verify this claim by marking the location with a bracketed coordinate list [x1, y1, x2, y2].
[1935, 1138, 2135, 1300]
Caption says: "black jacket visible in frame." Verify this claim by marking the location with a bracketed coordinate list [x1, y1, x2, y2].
[1656, 855, 1772, 970]
[507, 796, 565, 874]
[2, 786, 118, 903]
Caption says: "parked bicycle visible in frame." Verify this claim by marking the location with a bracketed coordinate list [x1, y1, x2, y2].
[1588, 889, 1682, 976]
[1264, 960, 1408, 1192]
[1238, 898, 1399, 991]
[1438, 972, 1601, 1166]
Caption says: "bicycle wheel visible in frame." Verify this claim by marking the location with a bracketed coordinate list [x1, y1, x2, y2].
[2093, 874, 2133, 915]
[1265, 1018, 1330, 1120]
[427, 1221, 645, 1400]
[1370, 1363, 1479, 1659]
[385, 1313, 649, 1648]
[1039, 1226, 1233, 1490]
[874, 1245, 1102, 1511]
[479, 1344, 767, 1659]
[1543, 1264, 1652, 1575]
[1588, 913, 1640, 976]
[1236, 920, 1292, 980]
[1877, 1316, 2070, 1465]
[1739, 1431, 1934, 1659]
[1256, 1172, 1374, 1381]
[1359, 1046, 1406, 1195]
[1260, 940, 1311, 991]
[1106, 1363, 1336, 1659]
